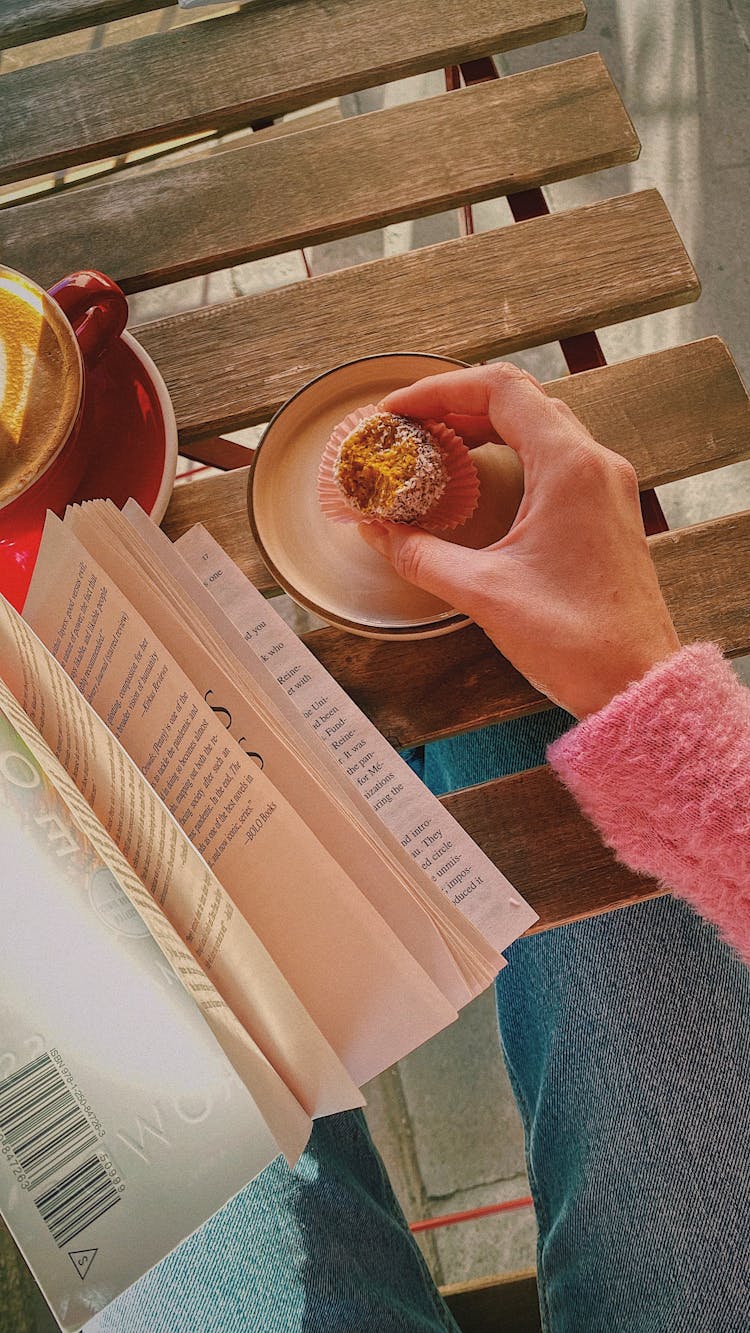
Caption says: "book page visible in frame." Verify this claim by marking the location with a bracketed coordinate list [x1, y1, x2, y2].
[76, 499, 481, 1006]
[24, 516, 459, 1086]
[118, 500, 507, 992]
[175, 525, 538, 952]
[0, 597, 362, 1128]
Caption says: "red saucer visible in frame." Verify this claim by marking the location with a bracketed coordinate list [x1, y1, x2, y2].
[0, 330, 177, 611]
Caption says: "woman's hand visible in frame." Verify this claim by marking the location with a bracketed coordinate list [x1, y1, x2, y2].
[359, 363, 680, 719]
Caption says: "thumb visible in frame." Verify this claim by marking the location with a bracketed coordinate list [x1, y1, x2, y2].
[358, 521, 489, 612]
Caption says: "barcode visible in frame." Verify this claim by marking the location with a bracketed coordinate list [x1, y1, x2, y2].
[34, 1153, 120, 1247]
[0, 1052, 98, 1190]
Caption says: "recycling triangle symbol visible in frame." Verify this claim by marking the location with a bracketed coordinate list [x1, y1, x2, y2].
[68, 1247, 97, 1280]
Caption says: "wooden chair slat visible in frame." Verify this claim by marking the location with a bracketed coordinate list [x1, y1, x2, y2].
[1, 55, 639, 294]
[0, 106, 342, 214]
[140, 190, 698, 442]
[162, 338, 750, 584]
[441, 1271, 541, 1333]
[552, 336, 750, 487]
[248, 105, 343, 145]
[0, 0, 586, 186]
[442, 766, 661, 931]
[0, 0, 160, 51]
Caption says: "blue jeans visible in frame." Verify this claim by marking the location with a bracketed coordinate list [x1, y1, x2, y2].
[93, 714, 750, 1332]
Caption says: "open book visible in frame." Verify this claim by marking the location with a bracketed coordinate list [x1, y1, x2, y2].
[0, 500, 537, 1330]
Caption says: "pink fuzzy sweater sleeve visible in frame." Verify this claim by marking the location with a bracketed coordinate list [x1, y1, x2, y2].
[548, 644, 750, 960]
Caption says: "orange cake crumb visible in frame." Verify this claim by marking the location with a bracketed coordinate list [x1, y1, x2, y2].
[334, 412, 447, 522]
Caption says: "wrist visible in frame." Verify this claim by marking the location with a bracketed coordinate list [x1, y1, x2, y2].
[574, 628, 682, 719]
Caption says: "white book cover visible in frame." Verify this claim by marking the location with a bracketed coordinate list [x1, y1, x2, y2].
[0, 704, 279, 1331]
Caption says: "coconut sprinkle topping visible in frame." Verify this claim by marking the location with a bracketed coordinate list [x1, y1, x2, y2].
[333, 411, 448, 522]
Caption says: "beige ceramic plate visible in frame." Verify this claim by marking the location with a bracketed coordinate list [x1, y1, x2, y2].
[249, 353, 472, 639]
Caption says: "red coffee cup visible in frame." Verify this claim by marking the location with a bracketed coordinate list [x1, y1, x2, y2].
[0, 267, 129, 536]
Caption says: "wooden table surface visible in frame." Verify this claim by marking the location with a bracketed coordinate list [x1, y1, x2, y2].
[3, 0, 749, 938]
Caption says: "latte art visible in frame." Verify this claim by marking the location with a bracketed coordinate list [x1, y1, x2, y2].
[0, 270, 82, 507]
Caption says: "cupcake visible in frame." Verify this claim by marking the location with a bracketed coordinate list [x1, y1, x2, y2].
[333, 411, 448, 522]
[318, 404, 479, 532]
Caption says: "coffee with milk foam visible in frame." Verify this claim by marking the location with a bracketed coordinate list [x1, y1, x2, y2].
[0, 270, 82, 507]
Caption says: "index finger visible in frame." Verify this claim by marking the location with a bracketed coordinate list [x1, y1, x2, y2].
[383, 363, 576, 463]
[383, 364, 510, 420]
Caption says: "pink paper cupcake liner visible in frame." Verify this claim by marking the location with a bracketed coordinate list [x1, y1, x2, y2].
[317, 404, 479, 533]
